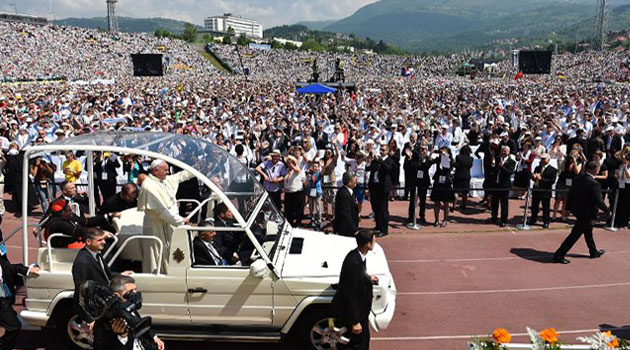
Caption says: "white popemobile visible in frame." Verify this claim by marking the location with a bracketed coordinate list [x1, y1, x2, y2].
[14, 132, 396, 349]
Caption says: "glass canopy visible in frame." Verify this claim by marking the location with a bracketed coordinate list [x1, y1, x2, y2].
[50, 131, 266, 220]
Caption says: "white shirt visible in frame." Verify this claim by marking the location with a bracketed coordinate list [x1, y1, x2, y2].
[357, 248, 367, 262]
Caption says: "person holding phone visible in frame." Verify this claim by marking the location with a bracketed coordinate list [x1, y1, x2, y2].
[62, 151, 82, 183]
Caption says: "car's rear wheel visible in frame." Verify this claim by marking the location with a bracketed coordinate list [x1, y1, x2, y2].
[298, 308, 350, 350]
[51, 303, 93, 350]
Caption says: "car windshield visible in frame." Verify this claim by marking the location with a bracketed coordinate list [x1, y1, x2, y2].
[50, 131, 266, 220]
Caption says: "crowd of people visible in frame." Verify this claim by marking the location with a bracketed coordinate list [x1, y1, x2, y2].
[0, 18, 629, 349]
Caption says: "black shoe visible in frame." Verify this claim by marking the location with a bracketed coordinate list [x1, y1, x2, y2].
[440, 221, 448, 228]
[419, 219, 429, 225]
[485, 218, 498, 224]
[553, 257, 570, 264]
[499, 222, 507, 228]
[590, 249, 605, 259]
[542, 223, 550, 229]
[527, 220, 535, 226]
[433, 221, 440, 227]
[377, 232, 389, 238]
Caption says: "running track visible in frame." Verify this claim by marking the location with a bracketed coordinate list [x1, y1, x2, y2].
[6, 197, 629, 349]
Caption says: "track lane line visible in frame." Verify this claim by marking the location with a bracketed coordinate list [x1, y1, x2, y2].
[397, 281, 630, 295]
[372, 328, 603, 341]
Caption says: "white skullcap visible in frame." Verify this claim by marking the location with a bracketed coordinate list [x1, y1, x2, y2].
[148, 159, 165, 171]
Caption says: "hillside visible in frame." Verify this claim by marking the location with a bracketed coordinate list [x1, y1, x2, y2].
[53, 16, 202, 33]
[313, 0, 630, 52]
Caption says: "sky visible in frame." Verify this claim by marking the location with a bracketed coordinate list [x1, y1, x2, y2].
[0, 0, 379, 28]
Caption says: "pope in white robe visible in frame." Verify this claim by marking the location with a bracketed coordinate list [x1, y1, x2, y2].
[137, 159, 195, 274]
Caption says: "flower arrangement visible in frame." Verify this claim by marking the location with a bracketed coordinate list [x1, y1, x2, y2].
[527, 327, 562, 350]
[469, 328, 630, 349]
[577, 330, 630, 350]
[468, 328, 511, 350]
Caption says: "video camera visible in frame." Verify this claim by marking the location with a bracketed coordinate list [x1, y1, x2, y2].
[79, 281, 157, 350]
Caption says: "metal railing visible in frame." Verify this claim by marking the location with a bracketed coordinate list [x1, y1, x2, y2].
[106, 236, 164, 275]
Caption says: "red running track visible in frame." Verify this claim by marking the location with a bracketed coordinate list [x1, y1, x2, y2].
[4, 197, 628, 350]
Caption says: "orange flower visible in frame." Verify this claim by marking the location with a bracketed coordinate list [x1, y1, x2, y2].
[492, 328, 511, 344]
[539, 328, 559, 344]
[603, 331, 619, 348]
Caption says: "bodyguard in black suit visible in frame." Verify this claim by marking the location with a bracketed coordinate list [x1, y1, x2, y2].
[553, 161, 610, 264]
[404, 145, 432, 225]
[72, 229, 131, 321]
[367, 145, 396, 236]
[528, 154, 558, 228]
[94, 152, 121, 208]
[487, 146, 516, 227]
[331, 229, 378, 350]
[334, 172, 360, 237]
[0, 258, 39, 350]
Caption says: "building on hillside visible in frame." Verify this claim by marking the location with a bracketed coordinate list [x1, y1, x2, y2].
[272, 38, 303, 48]
[0, 12, 47, 25]
[203, 13, 262, 39]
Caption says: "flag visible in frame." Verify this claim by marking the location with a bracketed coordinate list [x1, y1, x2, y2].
[514, 71, 524, 80]
[556, 72, 566, 79]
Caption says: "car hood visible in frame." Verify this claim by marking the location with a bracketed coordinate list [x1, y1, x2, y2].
[280, 228, 392, 280]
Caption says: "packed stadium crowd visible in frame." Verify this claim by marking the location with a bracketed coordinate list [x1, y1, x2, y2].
[0, 21, 630, 230]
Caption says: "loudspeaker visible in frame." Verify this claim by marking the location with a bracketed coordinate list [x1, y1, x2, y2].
[518, 51, 552, 74]
[131, 54, 163, 76]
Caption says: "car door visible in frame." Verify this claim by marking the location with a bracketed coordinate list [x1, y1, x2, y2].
[186, 230, 274, 326]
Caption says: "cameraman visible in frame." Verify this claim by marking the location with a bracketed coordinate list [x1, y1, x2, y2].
[93, 275, 165, 350]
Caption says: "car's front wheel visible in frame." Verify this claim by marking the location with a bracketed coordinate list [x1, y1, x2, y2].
[298, 308, 350, 350]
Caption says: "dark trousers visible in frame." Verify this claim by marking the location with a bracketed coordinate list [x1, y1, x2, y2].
[370, 189, 389, 234]
[614, 188, 630, 228]
[341, 319, 370, 350]
[408, 187, 428, 222]
[554, 217, 598, 259]
[269, 191, 282, 211]
[284, 190, 305, 227]
[530, 195, 551, 224]
[0, 299, 21, 350]
[491, 190, 509, 223]
[96, 181, 117, 207]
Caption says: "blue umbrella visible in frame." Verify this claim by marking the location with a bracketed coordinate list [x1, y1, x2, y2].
[297, 83, 337, 94]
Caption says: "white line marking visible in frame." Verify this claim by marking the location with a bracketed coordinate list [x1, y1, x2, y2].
[372, 328, 602, 341]
[389, 250, 630, 263]
[398, 282, 630, 295]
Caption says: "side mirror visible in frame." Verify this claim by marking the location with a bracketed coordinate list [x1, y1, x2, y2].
[249, 259, 267, 279]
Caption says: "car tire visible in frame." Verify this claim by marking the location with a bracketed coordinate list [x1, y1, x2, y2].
[50, 301, 93, 350]
[298, 306, 350, 350]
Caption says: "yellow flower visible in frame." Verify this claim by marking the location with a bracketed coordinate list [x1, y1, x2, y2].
[539, 328, 559, 344]
[492, 328, 511, 344]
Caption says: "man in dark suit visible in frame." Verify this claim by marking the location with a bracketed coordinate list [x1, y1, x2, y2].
[192, 219, 226, 266]
[331, 229, 378, 350]
[98, 184, 138, 214]
[72, 228, 132, 322]
[39, 181, 90, 226]
[486, 146, 517, 227]
[92, 275, 164, 350]
[604, 125, 623, 154]
[367, 145, 396, 237]
[94, 152, 121, 208]
[213, 203, 241, 264]
[528, 153, 558, 228]
[0, 257, 39, 350]
[334, 172, 359, 237]
[553, 161, 611, 264]
[404, 144, 432, 225]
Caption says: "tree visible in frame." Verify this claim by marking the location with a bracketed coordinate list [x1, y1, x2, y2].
[270, 40, 283, 49]
[375, 40, 388, 53]
[222, 35, 232, 45]
[284, 42, 298, 50]
[154, 29, 171, 38]
[202, 33, 213, 42]
[182, 23, 198, 43]
[237, 33, 250, 46]
[301, 39, 324, 52]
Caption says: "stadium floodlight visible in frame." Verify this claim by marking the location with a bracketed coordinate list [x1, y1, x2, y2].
[106, 0, 118, 33]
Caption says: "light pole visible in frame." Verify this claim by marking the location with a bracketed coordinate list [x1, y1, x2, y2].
[8, 3, 17, 14]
